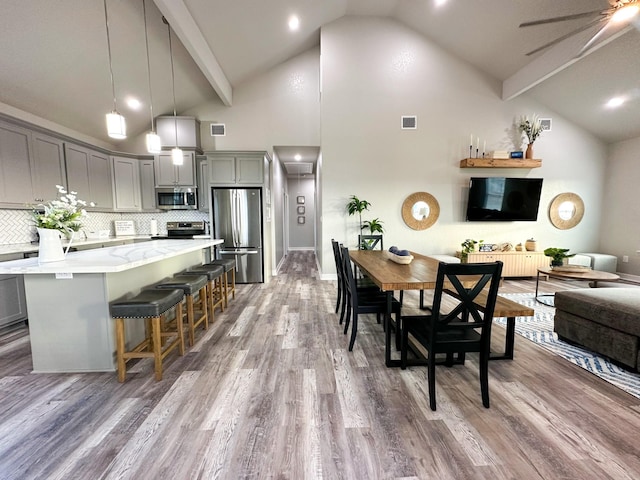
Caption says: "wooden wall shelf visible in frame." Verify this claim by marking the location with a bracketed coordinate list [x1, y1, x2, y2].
[460, 158, 542, 168]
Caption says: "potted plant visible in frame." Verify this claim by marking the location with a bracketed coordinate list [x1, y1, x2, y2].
[360, 218, 384, 250]
[346, 195, 371, 233]
[460, 238, 483, 263]
[518, 114, 544, 159]
[543, 247, 575, 267]
[347, 195, 385, 249]
[32, 184, 93, 263]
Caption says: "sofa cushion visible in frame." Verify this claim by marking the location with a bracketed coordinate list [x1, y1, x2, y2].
[554, 288, 640, 336]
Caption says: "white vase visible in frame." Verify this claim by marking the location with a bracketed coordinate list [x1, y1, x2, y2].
[37, 227, 67, 263]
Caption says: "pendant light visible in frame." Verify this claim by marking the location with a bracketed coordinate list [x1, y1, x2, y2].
[164, 17, 183, 165]
[103, 0, 126, 139]
[142, 0, 161, 153]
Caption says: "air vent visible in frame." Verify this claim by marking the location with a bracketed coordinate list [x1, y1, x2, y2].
[401, 116, 417, 129]
[284, 162, 313, 175]
[210, 123, 226, 136]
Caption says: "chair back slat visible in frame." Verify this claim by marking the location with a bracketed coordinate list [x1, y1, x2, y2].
[340, 246, 357, 307]
[431, 261, 503, 344]
[358, 234, 383, 250]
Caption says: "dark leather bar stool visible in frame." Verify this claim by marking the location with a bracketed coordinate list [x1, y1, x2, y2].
[204, 258, 236, 308]
[110, 288, 185, 382]
[186, 264, 225, 316]
[154, 274, 208, 347]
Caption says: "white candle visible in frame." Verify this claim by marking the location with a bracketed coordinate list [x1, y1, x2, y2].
[483, 140, 486, 152]
[477, 137, 479, 149]
[470, 134, 473, 146]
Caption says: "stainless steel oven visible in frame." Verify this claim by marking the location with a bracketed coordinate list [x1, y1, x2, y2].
[156, 187, 198, 210]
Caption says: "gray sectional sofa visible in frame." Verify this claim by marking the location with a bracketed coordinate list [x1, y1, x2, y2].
[554, 288, 640, 371]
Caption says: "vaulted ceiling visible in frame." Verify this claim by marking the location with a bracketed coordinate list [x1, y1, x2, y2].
[0, 0, 638, 154]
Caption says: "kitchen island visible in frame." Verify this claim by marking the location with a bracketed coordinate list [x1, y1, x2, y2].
[0, 239, 222, 373]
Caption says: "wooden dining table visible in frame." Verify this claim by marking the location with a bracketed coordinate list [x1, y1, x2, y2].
[348, 250, 534, 367]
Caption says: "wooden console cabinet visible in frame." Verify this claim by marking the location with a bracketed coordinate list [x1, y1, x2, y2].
[465, 251, 548, 278]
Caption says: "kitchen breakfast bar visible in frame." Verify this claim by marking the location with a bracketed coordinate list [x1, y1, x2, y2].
[0, 239, 222, 373]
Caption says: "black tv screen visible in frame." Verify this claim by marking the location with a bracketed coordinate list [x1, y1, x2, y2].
[465, 177, 543, 221]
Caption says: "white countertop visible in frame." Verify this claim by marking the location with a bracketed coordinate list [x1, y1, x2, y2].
[0, 239, 222, 274]
[0, 235, 152, 257]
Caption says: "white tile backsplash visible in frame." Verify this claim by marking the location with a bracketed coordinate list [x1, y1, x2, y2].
[0, 209, 209, 245]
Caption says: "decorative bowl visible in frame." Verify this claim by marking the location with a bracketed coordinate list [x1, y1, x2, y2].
[387, 251, 413, 264]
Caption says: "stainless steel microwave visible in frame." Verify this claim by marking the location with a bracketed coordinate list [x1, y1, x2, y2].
[156, 187, 198, 210]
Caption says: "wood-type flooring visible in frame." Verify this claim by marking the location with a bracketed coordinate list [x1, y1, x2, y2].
[1, 251, 639, 479]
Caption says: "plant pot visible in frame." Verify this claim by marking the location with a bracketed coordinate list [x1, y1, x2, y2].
[525, 143, 534, 159]
[37, 228, 74, 263]
[37, 228, 65, 263]
[551, 260, 564, 267]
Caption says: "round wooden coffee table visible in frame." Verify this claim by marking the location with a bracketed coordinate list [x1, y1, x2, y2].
[535, 266, 620, 305]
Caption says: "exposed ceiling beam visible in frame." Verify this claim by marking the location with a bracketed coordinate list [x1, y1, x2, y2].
[153, 0, 233, 106]
[502, 25, 633, 101]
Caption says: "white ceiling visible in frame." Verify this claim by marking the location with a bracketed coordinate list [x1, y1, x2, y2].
[1, 0, 638, 171]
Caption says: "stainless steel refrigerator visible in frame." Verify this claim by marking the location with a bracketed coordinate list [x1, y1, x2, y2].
[212, 187, 264, 283]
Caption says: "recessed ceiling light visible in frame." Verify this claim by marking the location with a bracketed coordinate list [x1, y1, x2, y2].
[434, 0, 448, 6]
[288, 15, 300, 31]
[611, 4, 639, 23]
[606, 97, 625, 108]
[294, 154, 302, 161]
[126, 97, 142, 110]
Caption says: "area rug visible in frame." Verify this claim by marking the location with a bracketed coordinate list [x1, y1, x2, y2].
[495, 292, 640, 400]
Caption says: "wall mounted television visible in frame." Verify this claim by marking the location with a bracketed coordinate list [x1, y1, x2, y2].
[465, 177, 543, 221]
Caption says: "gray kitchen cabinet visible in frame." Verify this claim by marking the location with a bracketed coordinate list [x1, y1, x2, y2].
[155, 151, 195, 186]
[0, 120, 34, 205]
[207, 152, 264, 185]
[140, 159, 157, 210]
[156, 116, 200, 148]
[0, 274, 27, 329]
[64, 143, 114, 209]
[112, 156, 141, 211]
[31, 132, 66, 202]
[197, 156, 209, 211]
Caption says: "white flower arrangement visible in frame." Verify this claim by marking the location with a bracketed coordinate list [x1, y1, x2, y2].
[519, 114, 544, 144]
[32, 185, 93, 235]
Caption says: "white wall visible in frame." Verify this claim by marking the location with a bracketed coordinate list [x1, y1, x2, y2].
[319, 17, 607, 276]
[315, 151, 324, 270]
[600, 136, 640, 275]
[287, 177, 315, 249]
[185, 47, 321, 153]
[271, 151, 287, 272]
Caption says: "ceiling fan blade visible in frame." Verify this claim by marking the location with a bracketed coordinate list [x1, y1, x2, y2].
[519, 9, 608, 27]
[575, 22, 612, 57]
[525, 17, 607, 56]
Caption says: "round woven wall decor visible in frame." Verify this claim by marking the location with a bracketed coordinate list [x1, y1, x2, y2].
[549, 192, 584, 230]
[401, 192, 440, 230]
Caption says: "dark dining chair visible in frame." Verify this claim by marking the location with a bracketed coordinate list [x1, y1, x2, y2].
[400, 261, 503, 411]
[331, 239, 347, 316]
[341, 246, 402, 351]
[358, 234, 383, 250]
[332, 239, 380, 325]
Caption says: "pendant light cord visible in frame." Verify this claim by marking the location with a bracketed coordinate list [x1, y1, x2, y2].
[142, 0, 155, 131]
[166, 18, 179, 146]
[103, 0, 117, 112]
